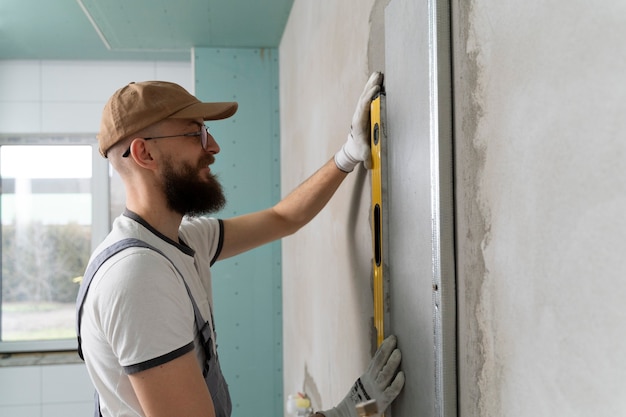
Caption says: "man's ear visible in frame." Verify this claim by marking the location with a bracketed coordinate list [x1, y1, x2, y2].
[129, 138, 157, 170]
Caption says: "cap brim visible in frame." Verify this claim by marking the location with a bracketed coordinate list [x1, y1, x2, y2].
[171, 101, 238, 121]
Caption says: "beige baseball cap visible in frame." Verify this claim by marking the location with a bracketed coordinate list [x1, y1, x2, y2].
[97, 81, 238, 157]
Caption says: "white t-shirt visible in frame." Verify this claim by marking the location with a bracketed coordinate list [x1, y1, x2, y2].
[80, 210, 223, 417]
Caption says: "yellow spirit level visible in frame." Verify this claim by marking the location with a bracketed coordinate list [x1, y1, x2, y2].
[370, 91, 387, 348]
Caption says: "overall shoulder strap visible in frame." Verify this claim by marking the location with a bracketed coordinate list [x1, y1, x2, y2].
[75, 238, 211, 360]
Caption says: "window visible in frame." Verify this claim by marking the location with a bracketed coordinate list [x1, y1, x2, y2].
[0, 136, 112, 353]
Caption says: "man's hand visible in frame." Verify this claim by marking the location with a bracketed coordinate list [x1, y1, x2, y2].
[334, 72, 384, 173]
[321, 335, 405, 417]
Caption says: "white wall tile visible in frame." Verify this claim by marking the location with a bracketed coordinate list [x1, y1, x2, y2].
[0, 102, 42, 133]
[1, 59, 192, 135]
[0, 61, 41, 101]
[40, 60, 192, 102]
[42, 364, 94, 404]
[0, 366, 41, 405]
[0, 404, 40, 417]
[41, 60, 158, 102]
[43, 402, 94, 417]
[41, 102, 102, 133]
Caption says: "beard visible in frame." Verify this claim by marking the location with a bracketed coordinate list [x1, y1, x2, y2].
[161, 154, 226, 217]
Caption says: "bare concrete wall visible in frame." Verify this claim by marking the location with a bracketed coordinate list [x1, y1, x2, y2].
[454, 0, 626, 415]
[279, 0, 380, 411]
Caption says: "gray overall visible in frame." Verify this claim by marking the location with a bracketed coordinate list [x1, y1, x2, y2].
[76, 238, 232, 417]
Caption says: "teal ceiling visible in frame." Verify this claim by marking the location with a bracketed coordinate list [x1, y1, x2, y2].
[0, 0, 294, 61]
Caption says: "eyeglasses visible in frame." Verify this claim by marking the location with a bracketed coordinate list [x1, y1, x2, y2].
[122, 125, 209, 158]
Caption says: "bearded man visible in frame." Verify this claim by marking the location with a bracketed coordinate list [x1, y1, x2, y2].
[76, 77, 404, 417]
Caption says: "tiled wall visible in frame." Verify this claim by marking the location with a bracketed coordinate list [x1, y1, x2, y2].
[0, 59, 193, 134]
[0, 58, 192, 416]
[0, 364, 93, 417]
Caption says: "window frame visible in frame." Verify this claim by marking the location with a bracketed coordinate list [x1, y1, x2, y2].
[0, 134, 110, 353]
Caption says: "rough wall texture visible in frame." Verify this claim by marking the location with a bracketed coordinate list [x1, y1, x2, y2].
[454, 0, 626, 415]
[283, 0, 626, 415]
[453, 0, 489, 415]
[281, 1, 451, 415]
[279, 0, 379, 411]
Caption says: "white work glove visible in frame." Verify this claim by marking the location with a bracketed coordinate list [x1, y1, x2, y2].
[320, 335, 405, 417]
[334, 72, 384, 173]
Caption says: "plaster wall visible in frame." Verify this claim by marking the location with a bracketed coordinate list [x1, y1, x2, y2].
[454, 0, 626, 415]
[279, 0, 382, 411]
[280, 0, 446, 415]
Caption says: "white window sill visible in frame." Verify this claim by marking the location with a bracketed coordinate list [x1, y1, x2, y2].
[0, 350, 83, 367]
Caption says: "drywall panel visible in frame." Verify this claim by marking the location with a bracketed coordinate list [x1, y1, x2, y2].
[194, 47, 282, 417]
[385, 0, 456, 415]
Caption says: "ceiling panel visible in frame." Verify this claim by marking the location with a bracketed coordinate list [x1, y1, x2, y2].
[0, 0, 294, 61]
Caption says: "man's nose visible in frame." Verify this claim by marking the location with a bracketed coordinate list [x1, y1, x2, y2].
[206, 132, 220, 154]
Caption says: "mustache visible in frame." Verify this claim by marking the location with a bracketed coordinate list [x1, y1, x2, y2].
[200, 154, 216, 167]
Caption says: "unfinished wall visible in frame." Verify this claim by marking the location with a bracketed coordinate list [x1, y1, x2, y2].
[282, 0, 626, 416]
[280, 0, 380, 411]
[280, 0, 447, 415]
[454, 0, 626, 415]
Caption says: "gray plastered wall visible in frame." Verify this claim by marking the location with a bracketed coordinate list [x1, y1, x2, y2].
[453, 0, 626, 416]
[280, 0, 453, 415]
[282, 0, 626, 416]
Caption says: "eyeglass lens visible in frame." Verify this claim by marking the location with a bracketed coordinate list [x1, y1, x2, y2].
[201, 126, 208, 150]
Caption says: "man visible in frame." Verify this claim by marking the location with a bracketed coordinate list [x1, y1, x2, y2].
[77, 73, 404, 417]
